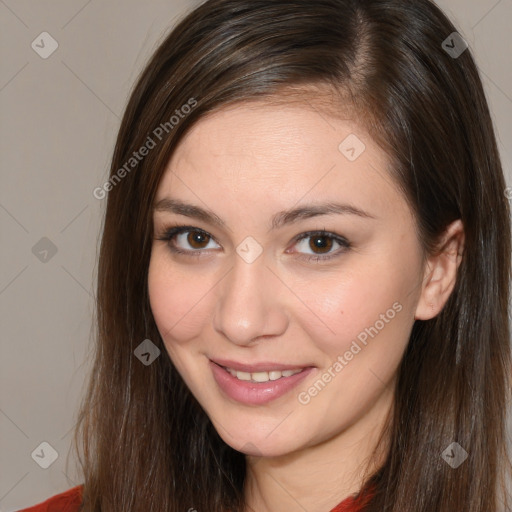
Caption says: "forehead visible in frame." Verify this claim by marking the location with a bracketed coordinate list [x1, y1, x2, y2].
[188, 103, 344, 157]
[155, 100, 405, 224]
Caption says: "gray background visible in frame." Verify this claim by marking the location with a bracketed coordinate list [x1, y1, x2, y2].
[0, 1, 510, 510]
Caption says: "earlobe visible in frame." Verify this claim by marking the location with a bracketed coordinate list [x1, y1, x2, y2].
[415, 219, 465, 320]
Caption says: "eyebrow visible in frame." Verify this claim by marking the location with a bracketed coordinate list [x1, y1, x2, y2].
[153, 198, 376, 231]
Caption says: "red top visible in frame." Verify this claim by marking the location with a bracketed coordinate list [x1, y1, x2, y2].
[19, 484, 373, 511]
[18, 486, 83, 512]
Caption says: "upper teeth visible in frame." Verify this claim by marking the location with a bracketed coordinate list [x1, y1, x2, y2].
[225, 367, 303, 382]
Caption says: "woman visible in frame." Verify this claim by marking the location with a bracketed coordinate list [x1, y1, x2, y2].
[20, 0, 511, 510]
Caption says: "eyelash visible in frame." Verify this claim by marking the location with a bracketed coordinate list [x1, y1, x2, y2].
[155, 224, 351, 263]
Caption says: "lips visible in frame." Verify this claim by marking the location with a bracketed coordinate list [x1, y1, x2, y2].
[210, 357, 312, 373]
[209, 360, 315, 405]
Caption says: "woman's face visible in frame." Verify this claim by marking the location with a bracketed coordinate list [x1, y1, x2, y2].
[148, 100, 426, 457]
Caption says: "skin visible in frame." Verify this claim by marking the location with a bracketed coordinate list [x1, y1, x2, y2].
[147, 100, 464, 512]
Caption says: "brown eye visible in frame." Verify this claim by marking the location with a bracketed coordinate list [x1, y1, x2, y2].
[186, 230, 211, 249]
[158, 226, 220, 254]
[157, 225, 349, 263]
[292, 231, 350, 262]
[308, 235, 334, 254]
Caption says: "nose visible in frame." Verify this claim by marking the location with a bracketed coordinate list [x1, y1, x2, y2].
[212, 252, 289, 346]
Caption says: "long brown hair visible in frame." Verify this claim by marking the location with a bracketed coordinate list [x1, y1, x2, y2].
[72, 0, 512, 510]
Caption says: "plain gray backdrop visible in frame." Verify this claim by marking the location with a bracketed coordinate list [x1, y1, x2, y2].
[1, 0, 511, 510]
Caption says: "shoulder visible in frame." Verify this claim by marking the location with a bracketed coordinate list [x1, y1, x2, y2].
[18, 485, 83, 512]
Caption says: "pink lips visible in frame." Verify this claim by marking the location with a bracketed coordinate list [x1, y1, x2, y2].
[209, 360, 315, 406]
[210, 357, 310, 373]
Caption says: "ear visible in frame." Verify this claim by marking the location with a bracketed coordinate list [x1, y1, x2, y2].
[415, 219, 465, 320]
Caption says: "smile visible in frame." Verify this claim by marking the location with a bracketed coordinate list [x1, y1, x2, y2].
[209, 360, 315, 405]
[222, 366, 304, 383]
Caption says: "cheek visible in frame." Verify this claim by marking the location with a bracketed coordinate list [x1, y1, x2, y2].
[147, 254, 215, 343]
[291, 267, 415, 426]
[293, 257, 418, 362]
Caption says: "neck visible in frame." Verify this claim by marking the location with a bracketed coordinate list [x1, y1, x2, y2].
[243, 385, 393, 512]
